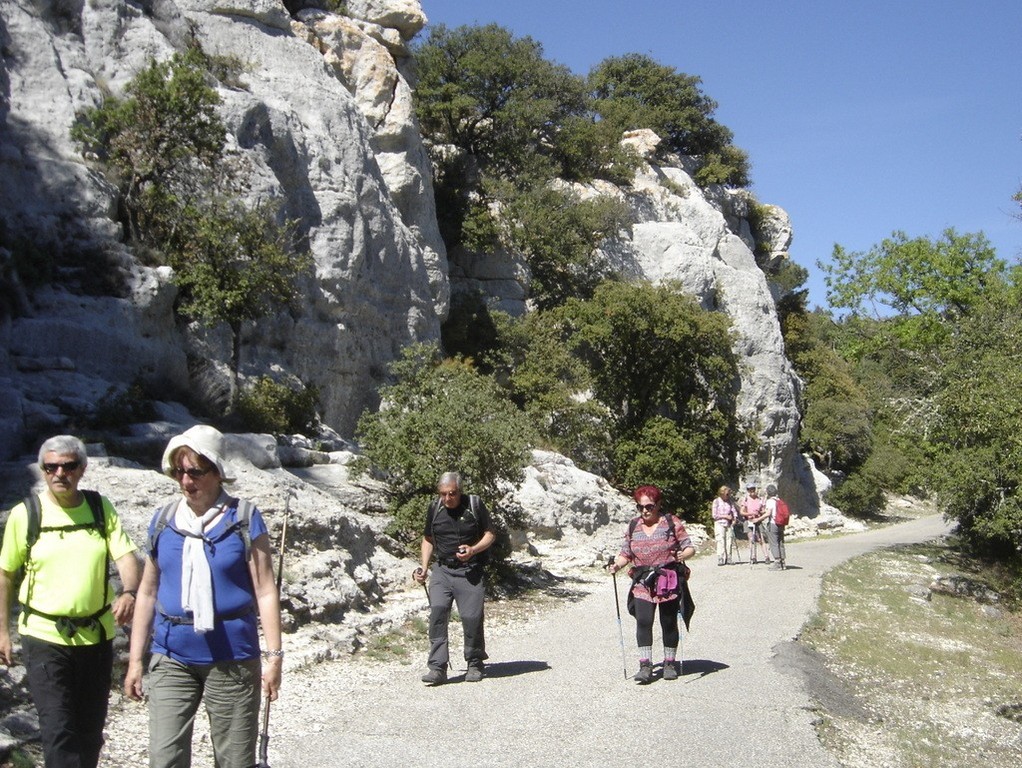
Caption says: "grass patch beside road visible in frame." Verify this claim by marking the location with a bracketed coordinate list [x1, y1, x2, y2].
[802, 540, 1022, 767]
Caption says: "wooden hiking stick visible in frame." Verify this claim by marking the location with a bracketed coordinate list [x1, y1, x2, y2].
[257, 489, 292, 768]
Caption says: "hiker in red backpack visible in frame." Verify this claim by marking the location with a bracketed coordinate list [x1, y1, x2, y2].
[765, 484, 788, 570]
[608, 485, 695, 684]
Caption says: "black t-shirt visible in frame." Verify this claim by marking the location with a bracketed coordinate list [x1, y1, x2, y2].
[423, 495, 493, 561]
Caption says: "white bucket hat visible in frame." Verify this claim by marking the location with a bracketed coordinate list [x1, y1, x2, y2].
[161, 425, 236, 483]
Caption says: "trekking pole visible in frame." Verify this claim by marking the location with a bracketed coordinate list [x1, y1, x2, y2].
[608, 557, 628, 680]
[257, 488, 292, 768]
[679, 617, 684, 676]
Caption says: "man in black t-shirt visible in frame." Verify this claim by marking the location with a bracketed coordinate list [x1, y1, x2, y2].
[413, 472, 495, 685]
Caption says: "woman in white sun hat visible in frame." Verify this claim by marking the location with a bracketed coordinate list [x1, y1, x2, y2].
[124, 425, 283, 768]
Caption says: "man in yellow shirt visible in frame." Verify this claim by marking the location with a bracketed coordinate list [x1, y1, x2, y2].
[0, 435, 140, 768]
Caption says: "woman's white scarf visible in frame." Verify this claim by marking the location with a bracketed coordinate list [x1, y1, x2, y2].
[175, 492, 229, 633]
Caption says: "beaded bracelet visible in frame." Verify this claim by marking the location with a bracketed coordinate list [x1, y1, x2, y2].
[262, 650, 285, 658]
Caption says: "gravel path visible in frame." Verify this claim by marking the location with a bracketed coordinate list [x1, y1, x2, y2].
[248, 513, 952, 768]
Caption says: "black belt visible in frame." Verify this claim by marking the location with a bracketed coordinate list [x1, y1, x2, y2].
[439, 557, 469, 568]
[23, 603, 110, 641]
[158, 604, 255, 626]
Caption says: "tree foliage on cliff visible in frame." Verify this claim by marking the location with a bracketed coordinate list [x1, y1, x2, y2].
[473, 281, 752, 520]
[413, 24, 749, 309]
[589, 53, 750, 187]
[72, 48, 310, 414]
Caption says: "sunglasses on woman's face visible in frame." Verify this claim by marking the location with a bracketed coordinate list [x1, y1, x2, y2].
[636, 503, 656, 512]
[172, 467, 212, 480]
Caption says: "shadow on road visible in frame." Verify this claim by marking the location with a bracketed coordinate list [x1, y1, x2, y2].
[678, 658, 729, 678]
[472, 660, 551, 680]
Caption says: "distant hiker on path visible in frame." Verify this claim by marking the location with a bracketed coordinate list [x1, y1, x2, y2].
[414, 472, 496, 685]
[124, 425, 283, 768]
[608, 485, 695, 684]
[711, 485, 739, 565]
[741, 483, 771, 564]
[765, 484, 788, 570]
[0, 435, 141, 768]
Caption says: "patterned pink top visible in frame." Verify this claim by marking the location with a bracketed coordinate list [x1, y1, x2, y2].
[619, 514, 692, 604]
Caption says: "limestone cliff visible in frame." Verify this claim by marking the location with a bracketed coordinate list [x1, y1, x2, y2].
[0, 0, 816, 509]
[0, 0, 444, 457]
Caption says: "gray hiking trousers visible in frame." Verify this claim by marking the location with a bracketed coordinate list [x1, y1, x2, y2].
[427, 563, 488, 670]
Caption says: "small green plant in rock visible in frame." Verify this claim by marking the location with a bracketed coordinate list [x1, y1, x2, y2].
[235, 376, 319, 435]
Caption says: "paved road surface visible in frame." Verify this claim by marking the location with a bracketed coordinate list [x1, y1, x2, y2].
[268, 514, 952, 768]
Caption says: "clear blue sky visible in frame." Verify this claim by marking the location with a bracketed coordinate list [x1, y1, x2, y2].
[420, 1, 1022, 309]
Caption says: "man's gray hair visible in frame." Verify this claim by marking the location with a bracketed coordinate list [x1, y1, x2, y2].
[437, 471, 462, 490]
[38, 435, 88, 468]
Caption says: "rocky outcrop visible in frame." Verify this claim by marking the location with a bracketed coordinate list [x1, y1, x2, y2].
[449, 129, 814, 510]
[0, 0, 444, 458]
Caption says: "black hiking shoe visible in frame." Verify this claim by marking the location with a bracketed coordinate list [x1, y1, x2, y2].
[662, 661, 679, 681]
[465, 661, 485, 682]
[421, 667, 447, 685]
[634, 661, 653, 684]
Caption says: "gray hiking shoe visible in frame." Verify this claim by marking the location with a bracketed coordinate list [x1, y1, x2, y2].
[634, 661, 653, 684]
[465, 661, 485, 682]
[662, 661, 679, 681]
[421, 667, 447, 685]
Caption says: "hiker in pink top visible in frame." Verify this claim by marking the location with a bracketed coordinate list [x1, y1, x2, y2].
[740, 484, 771, 564]
[609, 485, 695, 684]
[711, 485, 739, 565]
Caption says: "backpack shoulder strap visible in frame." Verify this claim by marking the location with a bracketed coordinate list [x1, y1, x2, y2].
[148, 501, 179, 558]
[82, 490, 106, 537]
[426, 496, 441, 540]
[627, 516, 640, 537]
[232, 498, 255, 561]
[24, 494, 42, 552]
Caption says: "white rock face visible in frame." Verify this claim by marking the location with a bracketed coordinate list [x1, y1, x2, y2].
[443, 145, 817, 511]
[0, 0, 443, 458]
[572, 156, 816, 513]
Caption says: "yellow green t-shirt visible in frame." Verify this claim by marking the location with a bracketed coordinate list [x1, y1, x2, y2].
[0, 491, 137, 645]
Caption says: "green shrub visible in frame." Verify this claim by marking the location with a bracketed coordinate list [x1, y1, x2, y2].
[87, 381, 158, 432]
[355, 343, 534, 547]
[614, 416, 717, 523]
[824, 471, 886, 518]
[236, 377, 319, 435]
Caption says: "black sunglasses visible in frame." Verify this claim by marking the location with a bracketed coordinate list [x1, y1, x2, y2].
[636, 503, 657, 512]
[42, 461, 81, 475]
[171, 467, 213, 480]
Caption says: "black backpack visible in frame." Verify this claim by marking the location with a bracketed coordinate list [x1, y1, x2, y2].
[427, 494, 489, 565]
[20, 490, 111, 639]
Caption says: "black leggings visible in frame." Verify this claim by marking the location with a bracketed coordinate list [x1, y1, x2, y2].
[633, 597, 680, 648]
